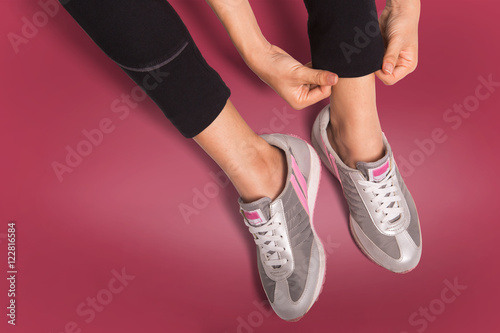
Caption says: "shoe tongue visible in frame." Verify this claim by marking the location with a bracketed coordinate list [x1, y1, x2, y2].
[356, 153, 391, 183]
[239, 197, 272, 226]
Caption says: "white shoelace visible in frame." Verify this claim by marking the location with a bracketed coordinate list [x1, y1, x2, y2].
[247, 215, 287, 267]
[358, 167, 404, 226]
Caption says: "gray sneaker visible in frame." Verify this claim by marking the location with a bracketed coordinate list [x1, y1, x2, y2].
[311, 105, 422, 273]
[239, 134, 326, 321]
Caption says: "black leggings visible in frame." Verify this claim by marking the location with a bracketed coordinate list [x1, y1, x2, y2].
[59, 0, 384, 138]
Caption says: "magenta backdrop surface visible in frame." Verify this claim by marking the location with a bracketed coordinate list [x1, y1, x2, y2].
[1, 0, 499, 332]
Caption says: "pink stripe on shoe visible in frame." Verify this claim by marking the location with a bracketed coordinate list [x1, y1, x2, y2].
[243, 209, 266, 225]
[291, 155, 308, 197]
[290, 154, 310, 215]
[373, 159, 390, 177]
[244, 211, 261, 221]
[290, 175, 310, 215]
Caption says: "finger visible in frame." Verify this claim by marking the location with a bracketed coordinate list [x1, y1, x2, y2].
[375, 69, 395, 85]
[376, 64, 411, 85]
[382, 38, 403, 75]
[393, 49, 418, 80]
[308, 85, 333, 103]
[375, 70, 394, 85]
[296, 66, 338, 86]
[296, 84, 332, 109]
[391, 64, 411, 82]
[377, 48, 417, 85]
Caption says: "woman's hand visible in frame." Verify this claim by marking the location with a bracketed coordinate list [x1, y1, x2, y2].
[376, 0, 421, 85]
[206, 0, 337, 109]
[249, 44, 338, 110]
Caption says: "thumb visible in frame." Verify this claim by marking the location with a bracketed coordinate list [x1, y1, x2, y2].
[297, 66, 338, 86]
[382, 38, 403, 75]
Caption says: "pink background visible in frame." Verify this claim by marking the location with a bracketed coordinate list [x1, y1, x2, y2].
[1, 0, 499, 332]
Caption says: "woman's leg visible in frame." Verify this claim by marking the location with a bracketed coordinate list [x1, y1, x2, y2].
[306, 0, 422, 274]
[303, 0, 385, 167]
[194, 100, 286, 203]
[59, 1, 326, 320]
[59, 0, 286, 202]
[60, 0, 229, 138]
[328, 74, 384, 168]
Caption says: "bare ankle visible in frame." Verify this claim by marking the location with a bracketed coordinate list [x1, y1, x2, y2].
[325, 74, 386, 167]
[234, 142, 287, 203]
[327, 120, 384, 168]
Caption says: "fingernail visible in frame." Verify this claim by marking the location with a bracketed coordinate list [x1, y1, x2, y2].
[383, 63, 394, 75]
[328, 74, 337, 85]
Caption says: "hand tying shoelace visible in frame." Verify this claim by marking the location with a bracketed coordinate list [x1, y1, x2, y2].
[358, 167, 404, 227]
